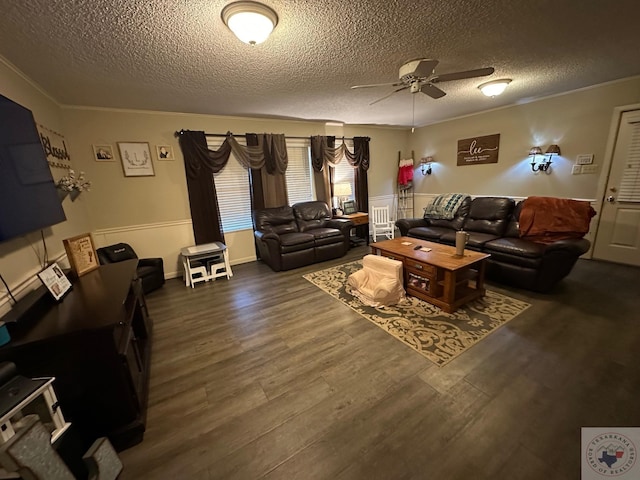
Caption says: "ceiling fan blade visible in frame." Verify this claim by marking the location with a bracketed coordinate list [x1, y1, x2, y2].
[351, 82, 404, 89]
[370, 85, 411, 105]
[412, 59, 439, 78]
[420, 84, 447, 99]
[431, 67, 495, 83]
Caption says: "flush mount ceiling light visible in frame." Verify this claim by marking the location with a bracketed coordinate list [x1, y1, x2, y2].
[478, 79, 512, 97]
[221, 1, 278, 45]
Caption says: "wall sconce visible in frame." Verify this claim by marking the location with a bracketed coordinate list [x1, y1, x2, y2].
[545, 144, 561, 163]
[221, 1, 278, 45]
[529, 145, 557, 173]
[420, 156, 434, 175]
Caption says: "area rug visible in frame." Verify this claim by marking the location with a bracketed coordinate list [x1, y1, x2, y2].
[303, 260, 531, 366]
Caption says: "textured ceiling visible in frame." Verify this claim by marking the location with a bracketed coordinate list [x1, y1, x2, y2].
[1, 0, 639, 127]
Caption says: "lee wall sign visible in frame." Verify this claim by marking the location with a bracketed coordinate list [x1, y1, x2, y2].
[457, 133, 500, 166]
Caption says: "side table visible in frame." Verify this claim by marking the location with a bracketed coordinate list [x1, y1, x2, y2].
[334, 212, 369, 245]
[180, 242, 233, 288]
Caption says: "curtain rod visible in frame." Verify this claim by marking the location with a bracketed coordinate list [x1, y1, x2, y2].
[174, 130, 355, 141]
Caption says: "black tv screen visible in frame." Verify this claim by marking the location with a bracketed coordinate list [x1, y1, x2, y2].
[0, 93, 66, 242]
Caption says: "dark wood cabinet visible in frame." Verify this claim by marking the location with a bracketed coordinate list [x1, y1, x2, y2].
[0, 260, 152, 451]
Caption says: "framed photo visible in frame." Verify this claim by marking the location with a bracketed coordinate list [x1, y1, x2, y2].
[37, 262, 72, 301]
[63, 233, 100, 277]
[343, 200, 357, 214]
[93, 144, 115, 162]
[117, 142, 155, 176]
[156, 145, 174, 160]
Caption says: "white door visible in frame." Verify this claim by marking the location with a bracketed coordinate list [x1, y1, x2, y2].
[593, 110, 640, 266]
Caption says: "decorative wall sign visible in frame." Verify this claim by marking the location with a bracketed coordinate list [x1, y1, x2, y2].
[117, 142, 155, 176]
[93, 144, 115, 161]
[37, 123, 72, 170]
[156, 145, 174, 160]
[457, 133, 500, 166]
[63, 233, 100, 277]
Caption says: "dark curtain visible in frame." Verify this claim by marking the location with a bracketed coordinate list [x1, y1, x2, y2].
[245, 133, 288, 208]
[353, 137, 370, 239]
[179, 130, 289, 246]
[178, 130, 229, 244]
[247, 134, 265, 259]
[247, 134, 265, 213]
[310, 135, 370, 215]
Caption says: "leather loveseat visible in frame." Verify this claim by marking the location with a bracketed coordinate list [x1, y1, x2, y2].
[396, 196, 591, 292]
[253, 201, 354, 271]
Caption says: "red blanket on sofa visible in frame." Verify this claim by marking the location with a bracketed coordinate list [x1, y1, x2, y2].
[519, 196, 596, 244]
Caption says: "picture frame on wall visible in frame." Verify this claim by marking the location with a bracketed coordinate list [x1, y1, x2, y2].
[63, 233, 100, 277]
[156, 145, 174, 160]
[37, 262, 72, 301]
[117, 142, 155, 176]
[93, 144, 115, 162]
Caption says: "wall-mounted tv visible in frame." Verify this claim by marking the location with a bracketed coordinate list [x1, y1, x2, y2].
[0, 93, 66, 242]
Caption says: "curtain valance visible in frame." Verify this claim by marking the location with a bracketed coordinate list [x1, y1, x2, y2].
[310, 136, 370, 172]
[178, 130, 288, 178]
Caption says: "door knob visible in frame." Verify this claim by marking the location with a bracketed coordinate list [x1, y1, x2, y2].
[606, 195, 615, 203]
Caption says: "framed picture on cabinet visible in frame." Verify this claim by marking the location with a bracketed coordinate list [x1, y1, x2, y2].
[37, 262, 72, 301]
[342, 200, 357, 215]
[63, 233, 100, 277]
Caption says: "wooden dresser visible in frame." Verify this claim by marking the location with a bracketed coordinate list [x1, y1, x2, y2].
[0, 260, 152, 451]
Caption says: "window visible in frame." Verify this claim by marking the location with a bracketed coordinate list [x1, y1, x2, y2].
[207, 138, 253, 232]
[285, 139, 315, 204]
[332, 139, 355, 207]
[207, 137, 317, 232]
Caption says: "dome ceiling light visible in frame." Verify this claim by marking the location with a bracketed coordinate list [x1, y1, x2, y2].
[221, 1, 278, 45]
[478, 79, 512, 97]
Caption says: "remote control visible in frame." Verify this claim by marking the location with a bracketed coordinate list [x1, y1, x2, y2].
[414, 245, 421, 250]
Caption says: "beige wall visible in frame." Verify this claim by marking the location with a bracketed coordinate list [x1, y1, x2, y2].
[0, 57, 92, 314]
[408, 77, 640, 212]
[61, 108, 407, 276]
[3, 51, 638, 302]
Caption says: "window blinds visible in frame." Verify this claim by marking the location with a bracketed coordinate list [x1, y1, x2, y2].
[618, 122, 640, 203]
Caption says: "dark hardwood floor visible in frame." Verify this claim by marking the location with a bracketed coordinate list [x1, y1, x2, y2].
[118, 246, 640, 479]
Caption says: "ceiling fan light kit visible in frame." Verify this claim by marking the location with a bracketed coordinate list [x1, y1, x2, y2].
[351, 58, 495, 105]
[478, 79, 512, 97]
[221, 1, 278, 45]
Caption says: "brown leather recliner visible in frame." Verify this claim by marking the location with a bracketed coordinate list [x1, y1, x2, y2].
[253, 201, 354, 271]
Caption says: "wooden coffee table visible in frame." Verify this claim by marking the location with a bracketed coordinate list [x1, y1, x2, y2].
[370, 236, 490, 313]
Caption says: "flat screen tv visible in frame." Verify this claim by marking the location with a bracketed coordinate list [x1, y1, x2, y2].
[0, 93, 66, 242]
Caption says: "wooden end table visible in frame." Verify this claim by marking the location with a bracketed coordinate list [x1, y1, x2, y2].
[370, 236, 490, 313]
[334, 212, 369, 245]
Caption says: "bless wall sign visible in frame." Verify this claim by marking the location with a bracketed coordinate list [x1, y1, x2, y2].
[457, 133, 500, 166]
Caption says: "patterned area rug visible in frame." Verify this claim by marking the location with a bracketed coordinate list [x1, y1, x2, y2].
[303, 260, 531, 366]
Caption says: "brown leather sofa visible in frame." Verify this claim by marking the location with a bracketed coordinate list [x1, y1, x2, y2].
[396, 196, 591, 292]
[253, 201, 354, 271]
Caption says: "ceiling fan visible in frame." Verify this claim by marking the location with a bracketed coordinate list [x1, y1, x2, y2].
[351, 59, 495, 105]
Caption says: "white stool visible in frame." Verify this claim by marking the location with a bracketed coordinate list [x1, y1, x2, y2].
[180, 242, 233, 288]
